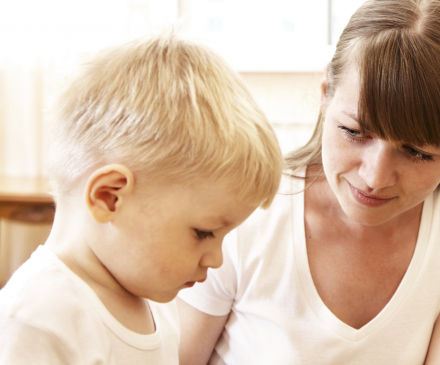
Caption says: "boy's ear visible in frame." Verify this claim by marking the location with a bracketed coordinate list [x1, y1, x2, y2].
[320, 67, 329, 114]
[85, 164, 134, 224]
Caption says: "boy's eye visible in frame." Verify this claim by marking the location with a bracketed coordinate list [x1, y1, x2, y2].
[195, 229, 215, 240]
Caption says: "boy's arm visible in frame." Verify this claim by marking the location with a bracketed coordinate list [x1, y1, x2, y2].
[177, 297, 229, 365]
[425, 315, 440, 364]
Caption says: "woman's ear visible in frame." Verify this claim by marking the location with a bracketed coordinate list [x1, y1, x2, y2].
[320, 67, 329, 114]
[84, 164, 134, 223]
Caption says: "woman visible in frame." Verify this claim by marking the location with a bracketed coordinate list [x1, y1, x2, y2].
[177, 1, 440, 364]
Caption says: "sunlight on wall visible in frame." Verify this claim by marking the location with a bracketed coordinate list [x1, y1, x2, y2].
[0, 0, 179, 63]
[0, 0, 178, 177]
[0, 0, 367, 176]
[182, 0, 331, 72]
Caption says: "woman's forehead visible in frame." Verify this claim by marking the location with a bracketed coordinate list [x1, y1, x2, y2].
[329, 64, 440, 148]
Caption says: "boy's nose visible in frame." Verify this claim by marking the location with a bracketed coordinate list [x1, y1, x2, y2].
[358, 141, 397, 190]
[199, 241, 223, 269]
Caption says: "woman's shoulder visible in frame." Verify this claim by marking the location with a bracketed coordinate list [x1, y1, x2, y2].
[234, 170, 305, 240]
[280, 168, 306, 190]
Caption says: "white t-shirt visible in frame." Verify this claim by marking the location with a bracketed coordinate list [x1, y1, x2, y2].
[0, 245, 179, 365]
[179, 173, 440, 365]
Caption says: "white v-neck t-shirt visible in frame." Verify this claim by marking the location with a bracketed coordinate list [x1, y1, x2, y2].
[178, 172, 440, 365]
[0, 246, 179, 365]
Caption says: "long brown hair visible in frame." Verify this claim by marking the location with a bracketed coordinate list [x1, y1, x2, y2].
[286, 0, 440, 175]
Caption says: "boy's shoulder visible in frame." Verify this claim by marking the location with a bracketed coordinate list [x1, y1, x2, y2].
[0, 246, 113, 361]
[0, 246, 180, 364]
[0, 246, 100, 322]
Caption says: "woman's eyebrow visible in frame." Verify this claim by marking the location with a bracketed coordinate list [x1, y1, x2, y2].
[342, 111, 359, 122]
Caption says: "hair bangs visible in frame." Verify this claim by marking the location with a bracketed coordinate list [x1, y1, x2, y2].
[358, 30, 440, 147]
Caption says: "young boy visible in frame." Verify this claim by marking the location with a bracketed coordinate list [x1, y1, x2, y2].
[0, 33, 283, 364]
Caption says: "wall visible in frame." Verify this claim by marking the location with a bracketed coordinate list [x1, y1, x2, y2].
[0, 68, 324, 177]
[241, 71, 322, 154]
[0, 221, 52, 287]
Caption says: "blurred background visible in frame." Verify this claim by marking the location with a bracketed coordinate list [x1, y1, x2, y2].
[0, 0, 366, 286]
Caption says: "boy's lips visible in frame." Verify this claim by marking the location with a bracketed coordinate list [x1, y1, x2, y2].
[184, 278, 206, 287]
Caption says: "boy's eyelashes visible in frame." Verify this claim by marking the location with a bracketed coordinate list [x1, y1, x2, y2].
[195, 229, 215, 240]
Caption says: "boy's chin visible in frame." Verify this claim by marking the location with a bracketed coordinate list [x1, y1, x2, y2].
[146, 290, 179, 303]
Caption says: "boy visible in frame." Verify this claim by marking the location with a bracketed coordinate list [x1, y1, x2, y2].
[0, 32, 283, 364]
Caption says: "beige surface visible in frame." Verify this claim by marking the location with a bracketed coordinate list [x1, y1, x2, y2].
[0, 220, 51, 287]
[0, 175, 54, 224]
[0, 175, 54, 287]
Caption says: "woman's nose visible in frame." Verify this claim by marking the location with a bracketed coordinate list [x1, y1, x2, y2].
[358, 141, 397, 190]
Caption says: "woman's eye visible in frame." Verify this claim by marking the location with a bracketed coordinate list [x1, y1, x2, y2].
[338, 125, 362, 138]
[404, 145, 434, 162]
[407, 147, 423, 157]
[195, 229, 215, 240]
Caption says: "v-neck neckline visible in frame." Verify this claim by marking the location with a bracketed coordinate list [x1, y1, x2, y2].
[293, 173, 432, 342]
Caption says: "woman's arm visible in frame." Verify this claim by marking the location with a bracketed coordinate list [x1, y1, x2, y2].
[177, 297, 229, 365]
[424, 315, 440, 364]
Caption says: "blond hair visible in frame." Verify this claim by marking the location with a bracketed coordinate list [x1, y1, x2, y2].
[286, 0, 440, 176]
[49, 32, 283, 208]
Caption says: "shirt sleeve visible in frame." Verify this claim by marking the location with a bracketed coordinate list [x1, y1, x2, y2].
[178, 229, 239, 316]
[0, 318, 74, 365]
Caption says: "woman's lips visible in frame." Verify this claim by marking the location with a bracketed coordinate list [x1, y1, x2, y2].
[347, 181, 395, 207]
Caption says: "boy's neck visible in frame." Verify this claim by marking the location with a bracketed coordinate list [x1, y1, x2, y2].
[45, 205, 156, 335]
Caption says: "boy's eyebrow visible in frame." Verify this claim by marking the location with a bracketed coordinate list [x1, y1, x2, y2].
[205, 215, 231, 226]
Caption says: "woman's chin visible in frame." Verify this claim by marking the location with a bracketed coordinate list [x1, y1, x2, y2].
[339, 202, 397, 227]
